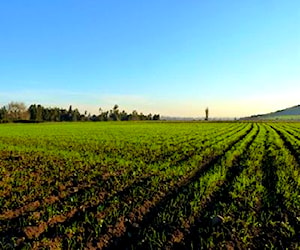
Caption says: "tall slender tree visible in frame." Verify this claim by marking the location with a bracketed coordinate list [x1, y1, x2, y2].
[205, 107, 209, 121]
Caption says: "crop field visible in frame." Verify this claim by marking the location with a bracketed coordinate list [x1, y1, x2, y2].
[0, 122, 299, 249]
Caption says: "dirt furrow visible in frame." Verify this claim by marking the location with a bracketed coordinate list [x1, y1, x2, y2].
[270, 125, 300, 163]
[162, 123, 260, 249]
[259, 125, 300, 248]
[86, 124, 254, 249]
[13, 175, 153, 248]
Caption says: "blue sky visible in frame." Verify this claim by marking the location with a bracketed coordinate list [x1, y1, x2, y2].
[0, 0, 299, 117]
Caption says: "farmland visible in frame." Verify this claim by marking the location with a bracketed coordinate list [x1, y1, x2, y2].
[0, 122, 299, 249]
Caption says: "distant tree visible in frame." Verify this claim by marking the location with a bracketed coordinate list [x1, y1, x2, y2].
[120, 110, 128, 121]
[7, 102, 28, 121]
[2, 102, 159, 123]
[153, 114, 160, 120]
[72, 108, 81, 121]
[109, 104, 120, 121]
[100, 111, 109, 121]
[28, 104, 37, 120]
[59, 109, 68, 121]
[90, 114, 99, 121]
[36, 105, 43, 121]
[205, 107, 209, 121]
[0, 106, 8, 122]
[29, 104, 44, 121]
[130, 110, 139, 121]
[42, 108, 51, 121]
[47, 107, 60, 122]
[139, 112, 147, 120]
[68, 105, 73, 121]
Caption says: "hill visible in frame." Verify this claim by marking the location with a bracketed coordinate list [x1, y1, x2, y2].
[242, 105, 300, 121]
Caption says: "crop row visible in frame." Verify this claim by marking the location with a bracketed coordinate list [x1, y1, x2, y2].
[0, 122, 299, 249]
[0, 123, 250, 248]
[0, 123, 240, 212]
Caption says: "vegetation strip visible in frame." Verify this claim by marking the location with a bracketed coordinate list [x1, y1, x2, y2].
[86, 124, 253, 249]
[25, 123, 248, 247]
[165, 124, 261, 249]
[0, 122, 299, 249]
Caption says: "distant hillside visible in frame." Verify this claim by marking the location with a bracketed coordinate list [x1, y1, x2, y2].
[242, 105, 300, 121]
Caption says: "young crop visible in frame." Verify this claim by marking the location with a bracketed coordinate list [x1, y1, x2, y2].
[0, 122, 299, 249]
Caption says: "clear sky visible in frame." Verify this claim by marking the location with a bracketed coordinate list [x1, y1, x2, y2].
[0, 1, 299, 117]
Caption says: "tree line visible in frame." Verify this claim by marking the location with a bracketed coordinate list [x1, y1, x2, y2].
[0, 102, 160, 123]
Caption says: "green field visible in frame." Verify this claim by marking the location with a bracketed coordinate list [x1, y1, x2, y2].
[0, 122, 299, 249]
